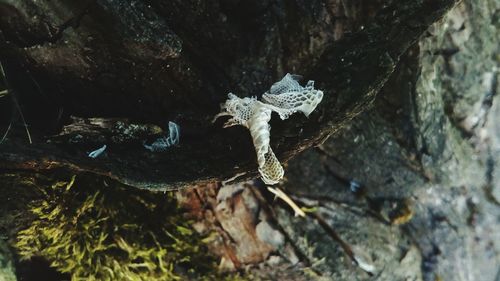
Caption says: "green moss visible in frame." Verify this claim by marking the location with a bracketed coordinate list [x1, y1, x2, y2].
[15, 175, 225, 281]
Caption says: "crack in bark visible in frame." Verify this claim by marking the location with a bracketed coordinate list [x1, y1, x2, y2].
[483, 152, 500, 206]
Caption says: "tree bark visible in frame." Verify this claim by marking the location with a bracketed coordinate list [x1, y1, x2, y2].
[0, 0, 456, 190]
[275, 1, 500, 279]
[2, 0, 500, 281]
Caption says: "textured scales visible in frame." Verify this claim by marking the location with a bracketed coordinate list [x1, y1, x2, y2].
[215, 74, 323, 185]
[259, 148, 284, 185]
[216, 94, 273, 170]
[262, 73, 323, 119]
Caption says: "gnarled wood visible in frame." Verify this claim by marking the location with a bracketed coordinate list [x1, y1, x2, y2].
[0, 0, 458, 190]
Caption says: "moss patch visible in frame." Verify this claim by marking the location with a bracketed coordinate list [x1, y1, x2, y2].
[15, 174, 223, 281]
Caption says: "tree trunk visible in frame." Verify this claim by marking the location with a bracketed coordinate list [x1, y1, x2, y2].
[1, 0, 499, 280]
[277, 1, 500, 279]
[0, 0, 456, 190]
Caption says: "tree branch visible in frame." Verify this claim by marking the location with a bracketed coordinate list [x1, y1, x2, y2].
[0, 0, 458, 190]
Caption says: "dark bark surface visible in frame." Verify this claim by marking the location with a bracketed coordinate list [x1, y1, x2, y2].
[276, 1, 500, 279]
[0, 0, 456, 190]
[2, 0, 500, 281]
[178, 1, 500, 280]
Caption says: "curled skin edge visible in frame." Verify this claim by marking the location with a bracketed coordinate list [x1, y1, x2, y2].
[88, 145, 107, 158]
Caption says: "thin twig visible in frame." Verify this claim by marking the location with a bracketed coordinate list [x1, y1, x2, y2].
[0, 61, 32, 144]
[0, 61, 7, 87]
[308, 211, 375, 275]
[0, 122, 11, 144]
[0, 62, 12, 144]
[12, 95, 32, 144]
[221, 172, 246, 186]
[290, 194, 377, 275]
[267, 187, 306, 217]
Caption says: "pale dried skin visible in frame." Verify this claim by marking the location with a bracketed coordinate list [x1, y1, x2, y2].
[215, 74, 323, 184]
[263, 74, 324, 119]
[143, 121, 180, 152]
[259, 149, 284, 185]
[88, 145, 107, 158]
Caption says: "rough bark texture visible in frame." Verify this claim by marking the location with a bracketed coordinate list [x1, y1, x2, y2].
[1, 0, 500, 281]
[273, 1, 500, 279]
[182, 1, 500, 280]
[0, 0, 456, 190]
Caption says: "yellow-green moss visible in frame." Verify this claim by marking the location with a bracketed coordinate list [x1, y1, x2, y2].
[15, 175, 223, 281]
